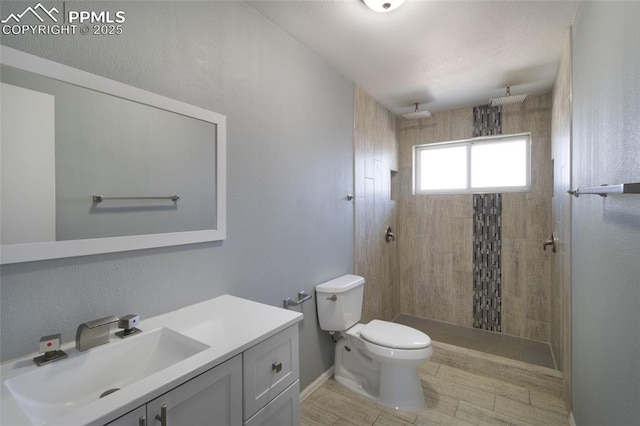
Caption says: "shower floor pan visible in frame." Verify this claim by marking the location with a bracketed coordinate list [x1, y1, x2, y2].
[393, 314, 556, 369]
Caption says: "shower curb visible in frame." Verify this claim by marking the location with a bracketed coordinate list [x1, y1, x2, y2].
[431, 340, 564, 397]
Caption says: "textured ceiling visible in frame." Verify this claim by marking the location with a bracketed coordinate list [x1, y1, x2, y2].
[247, 0, 579, 116]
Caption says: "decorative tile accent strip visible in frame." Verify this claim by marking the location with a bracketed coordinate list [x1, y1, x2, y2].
[473, 193, 502, 331]
[473, 104, 502, 332]
[473, 104, 502, 137]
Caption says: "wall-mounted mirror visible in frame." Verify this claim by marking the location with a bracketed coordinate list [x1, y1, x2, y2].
[0, 46, 226, 264]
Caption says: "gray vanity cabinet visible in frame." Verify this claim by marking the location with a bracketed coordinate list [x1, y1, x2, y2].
[105, 325, 300, 426]
[106, 355, 242, 426]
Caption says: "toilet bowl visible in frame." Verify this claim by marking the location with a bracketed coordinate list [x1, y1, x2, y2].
[315, 275, 432, 412]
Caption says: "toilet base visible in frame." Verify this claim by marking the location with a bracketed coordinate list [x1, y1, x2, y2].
[378, 364, 426, 412]
[333, 335, 428, 412]
[334, 373, 378, 401]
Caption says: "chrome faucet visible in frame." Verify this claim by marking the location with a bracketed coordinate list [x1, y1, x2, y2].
[75, 315, 119, 351]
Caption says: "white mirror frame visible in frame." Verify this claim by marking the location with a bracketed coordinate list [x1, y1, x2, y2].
[0, 46, 226, 264]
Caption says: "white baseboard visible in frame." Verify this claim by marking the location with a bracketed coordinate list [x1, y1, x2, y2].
[300, 365, 334, 402]
[569, 411, 577, 426]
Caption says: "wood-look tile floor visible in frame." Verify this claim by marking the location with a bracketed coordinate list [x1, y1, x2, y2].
[300, 359, 569, 426]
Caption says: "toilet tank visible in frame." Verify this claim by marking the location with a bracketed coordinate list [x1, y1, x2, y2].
[315, 274, 365, 332]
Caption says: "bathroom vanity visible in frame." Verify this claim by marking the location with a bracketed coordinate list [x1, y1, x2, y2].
[0, 295, 302, 426]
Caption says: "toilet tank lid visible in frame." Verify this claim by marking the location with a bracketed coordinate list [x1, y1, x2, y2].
[316, 274, 365, 293]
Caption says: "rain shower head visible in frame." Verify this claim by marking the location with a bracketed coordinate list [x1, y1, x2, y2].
[402, 103, 431, 120]
[489, 84, 528, 107]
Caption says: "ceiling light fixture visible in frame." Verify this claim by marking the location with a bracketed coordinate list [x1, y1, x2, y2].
[363, 0, 405, 13]
[489, 84, 528, 106]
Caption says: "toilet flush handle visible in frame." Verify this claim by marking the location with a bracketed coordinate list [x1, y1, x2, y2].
[326, 295, 337, 301]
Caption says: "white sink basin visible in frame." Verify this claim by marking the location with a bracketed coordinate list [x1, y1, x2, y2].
[4, 327, 209, 425]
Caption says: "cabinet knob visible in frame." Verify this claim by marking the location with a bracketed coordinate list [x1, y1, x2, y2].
[272, 362, 283, 373]
[138, 416, 146, 426]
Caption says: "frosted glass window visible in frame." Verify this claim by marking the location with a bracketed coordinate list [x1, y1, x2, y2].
[419, 146, 467, 190]
[413, 133, 530, 194]
[471, 139, 528, 188]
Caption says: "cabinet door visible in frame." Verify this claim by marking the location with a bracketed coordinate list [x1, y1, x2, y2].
[243, 326, 299, 419]
[243, 380, 299, 426]
[105, 406, 146, 426]
[147, 355, 242, 426]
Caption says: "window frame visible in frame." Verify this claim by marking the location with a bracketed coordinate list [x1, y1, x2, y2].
[413, 132, 532, 195]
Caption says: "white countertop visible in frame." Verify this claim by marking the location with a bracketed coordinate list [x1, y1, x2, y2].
[0, 295, 303, 425]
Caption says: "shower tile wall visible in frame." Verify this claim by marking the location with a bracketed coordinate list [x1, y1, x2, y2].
[550, 34, 572, 405]
[396, 107, 475, 327]
[353, 86, 399, 322]
[501, 94, 553, 342]
[396, 94, 553, 342]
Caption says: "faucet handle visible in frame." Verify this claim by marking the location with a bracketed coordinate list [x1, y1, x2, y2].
[34, 333, 68, 366]
[116, 314, 142, 338]
[39, 333, 61, 352]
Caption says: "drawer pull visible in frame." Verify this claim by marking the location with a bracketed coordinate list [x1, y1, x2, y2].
[155, 404, 167, 426]
[272, 362, 283, 373]
[138, 416, 146, 426]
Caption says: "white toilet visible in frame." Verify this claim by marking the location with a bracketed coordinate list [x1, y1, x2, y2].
[315, 274, 432, 412]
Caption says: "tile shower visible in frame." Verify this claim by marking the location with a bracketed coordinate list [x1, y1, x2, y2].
[355, 86, 553, 345]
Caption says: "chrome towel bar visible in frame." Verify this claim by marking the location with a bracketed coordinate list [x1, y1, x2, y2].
[568, 183, 640, 198]
[92, 195, 180, 203]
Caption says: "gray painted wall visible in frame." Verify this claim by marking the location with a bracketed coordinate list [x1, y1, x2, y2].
[0, 1, 354, 391]
[571, 2, 640, 424]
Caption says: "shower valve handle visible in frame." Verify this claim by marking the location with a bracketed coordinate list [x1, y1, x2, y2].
[543, 231, 558, 253]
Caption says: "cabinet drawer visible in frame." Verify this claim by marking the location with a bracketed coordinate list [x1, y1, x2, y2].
[243, 380, 299, 426]
[243, 325, 299, 419]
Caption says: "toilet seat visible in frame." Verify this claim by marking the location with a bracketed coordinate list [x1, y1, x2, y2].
[345, 321, 434, 364]
[360, 320, 431, 349]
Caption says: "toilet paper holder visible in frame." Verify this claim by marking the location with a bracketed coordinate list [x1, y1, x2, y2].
[283, 291, 312, 308]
